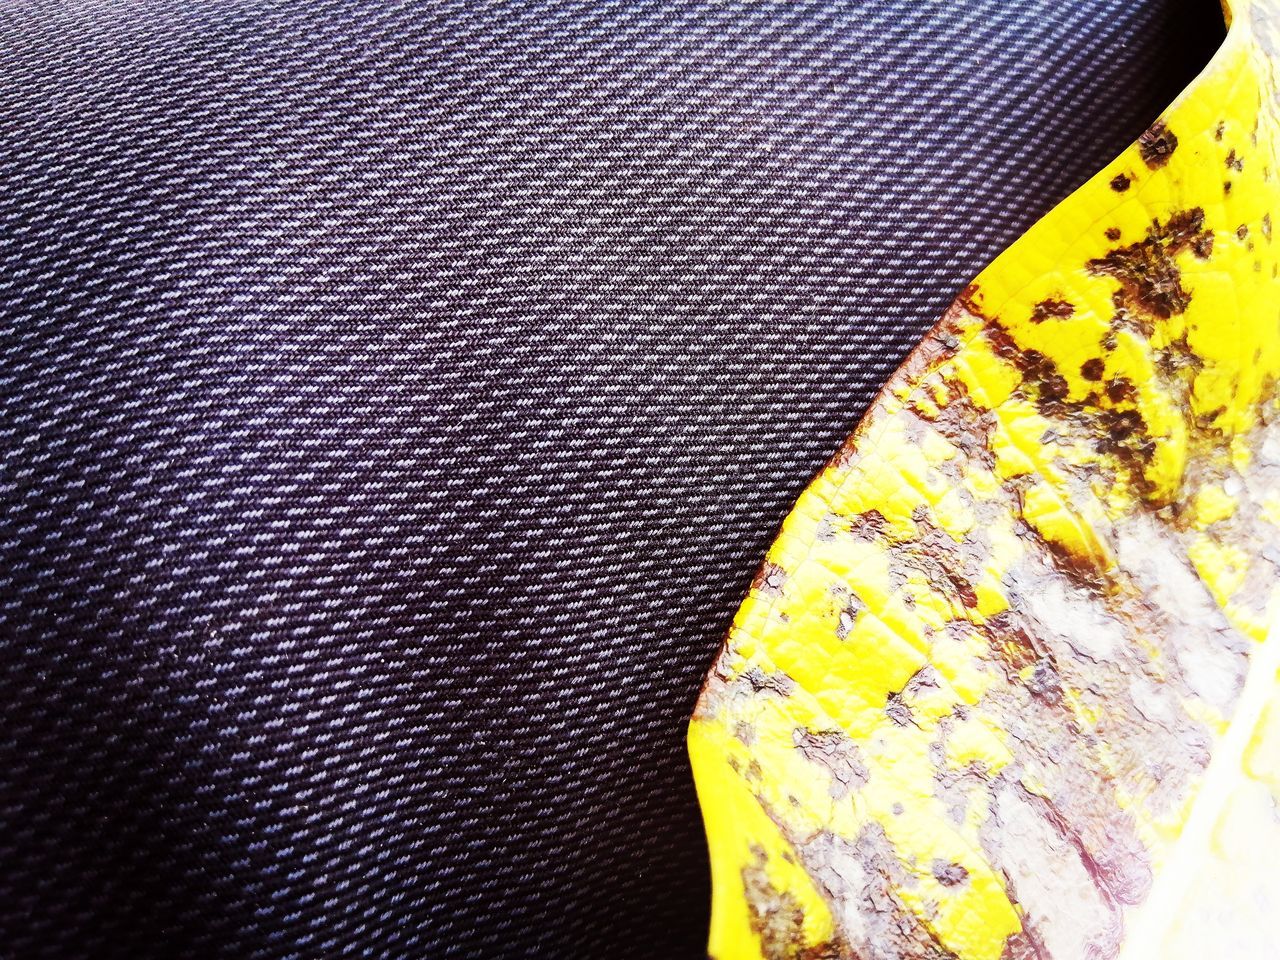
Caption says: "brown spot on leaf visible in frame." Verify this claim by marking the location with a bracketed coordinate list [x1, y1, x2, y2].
[932, 860, 970, 886]
[1238, 224, 1251, 241]
[1215, 120, 1226, 140]
[1139, 120, 1177, 168]
[1110, 173, 1131, 192]
[1155, 333, 1205, 378]
[1094, 407, 1157, 484]
[1087, 208, 1211, 318]
[984, 614, 1053, 682]
[834, 589, 866, 641]
[1027, 658, 1062, 700]
[1105, 227, 1121, 241]
[1081, 358, 1106, 381]
[744, 667, 796, 698]
[850, 509, 891, 543]
[1103, 408, 1146, 444]
[893, 507, 986, 611]
[742, 847, 807, 959]
[1032, 362, 1069, 411]
[904, 665, 940, 698]
[754, 561, 788, 596]
[1106, 377, 1135, 403]
[741, 847, 846, 960]
[986, 324, 1074, 415]
[794, 728, 869, 799]
[885, 692, 916, 728]
[1031, 298, 1075, 322]
[1227, 149, 1244, 171]
[932, 330, 962, 354]
[928, 384, 996, 468]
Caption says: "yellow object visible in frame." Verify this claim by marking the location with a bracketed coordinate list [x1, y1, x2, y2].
[689, 0, 1280, 957]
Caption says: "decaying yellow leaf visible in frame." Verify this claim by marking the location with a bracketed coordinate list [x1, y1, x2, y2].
[688, 1, 1280, 957]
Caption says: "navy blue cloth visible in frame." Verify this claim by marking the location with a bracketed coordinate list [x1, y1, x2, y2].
[0, 1, 1221, 957]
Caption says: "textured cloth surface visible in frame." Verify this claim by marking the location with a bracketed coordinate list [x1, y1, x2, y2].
[0, 1, 1222, 957]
